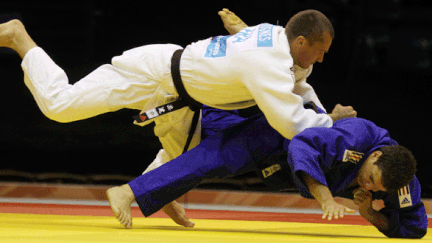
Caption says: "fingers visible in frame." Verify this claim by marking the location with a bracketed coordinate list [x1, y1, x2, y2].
[353, 189, 372, 200]
[331, 104, 358, 120]
[334, 104, 355, 112]
[345, 207, 356, 214]
[328, 211, 334, 220]
[323, 209, 339, 220]
[322, 211, 328, 220]
[353, 188, 362, 196]
[355, 194, 369, 201]
[322, 206, 356, 220]
[353, 189, 373, 208]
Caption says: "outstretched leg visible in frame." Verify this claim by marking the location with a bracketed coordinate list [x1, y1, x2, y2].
[218, 8, 249, 35]
[0, 19, 37, 58]
[128, 113, 284, 218]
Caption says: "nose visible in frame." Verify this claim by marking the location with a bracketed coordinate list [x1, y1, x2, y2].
[363, 181, 373, 191]
[363, 182, 379, 192]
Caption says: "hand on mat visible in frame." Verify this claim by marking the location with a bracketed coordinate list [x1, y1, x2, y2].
[321, 200, 356, 220]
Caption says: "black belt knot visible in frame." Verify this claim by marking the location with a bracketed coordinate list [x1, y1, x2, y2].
[133, 49, 202, 154]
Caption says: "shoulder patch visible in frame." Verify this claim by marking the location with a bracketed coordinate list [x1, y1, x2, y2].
[342, 150, 364, 164]
[398, 186, 413, 208]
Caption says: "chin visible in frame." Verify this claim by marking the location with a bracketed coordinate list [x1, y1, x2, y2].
[299, 63, 310, 69]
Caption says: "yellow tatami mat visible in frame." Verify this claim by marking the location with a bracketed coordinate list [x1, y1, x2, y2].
[1, 213, 430, 243]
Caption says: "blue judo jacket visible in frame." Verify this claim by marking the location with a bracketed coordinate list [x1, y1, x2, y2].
[260, 118, 428, 239]
[130, 105, 428, 239]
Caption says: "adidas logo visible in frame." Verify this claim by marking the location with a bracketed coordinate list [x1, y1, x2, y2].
[262, 164, 281, 178]
[401, 197, 411, 205]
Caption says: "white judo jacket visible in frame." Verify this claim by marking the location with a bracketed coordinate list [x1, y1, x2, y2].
[21, 23, 331, 161]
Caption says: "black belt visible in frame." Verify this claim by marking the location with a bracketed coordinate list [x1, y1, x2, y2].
[134, 49, 202, 154]
[171, 49, 202, 111]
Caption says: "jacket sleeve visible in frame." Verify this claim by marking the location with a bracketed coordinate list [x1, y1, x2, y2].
[292, 68, 327, 113]
[241, 47, 332, 140]
[377, 176, 428, 238]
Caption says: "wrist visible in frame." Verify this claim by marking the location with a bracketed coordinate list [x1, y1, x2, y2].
[320, 197, 336, 206]
[328, 114, 336, 122]
[360, 207, 390, 231]
[359, 204, 374, 218]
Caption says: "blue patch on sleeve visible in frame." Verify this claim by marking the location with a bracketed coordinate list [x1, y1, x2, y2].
[232, 29, 254, 43]
[257, 24, 273, 47]
[205, 36, 228, 58]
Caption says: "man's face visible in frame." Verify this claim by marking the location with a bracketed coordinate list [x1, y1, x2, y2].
[356, 151, 387, 192]
[292, 31, 332, 69]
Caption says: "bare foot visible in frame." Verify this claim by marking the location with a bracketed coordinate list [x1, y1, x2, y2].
[0, 19, 37, 58]
[106, 184, 135, 229]
[162, 201, 195, 227]
[218, 8, 248, 35]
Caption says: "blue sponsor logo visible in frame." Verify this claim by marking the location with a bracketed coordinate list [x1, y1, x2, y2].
[232, 29, 254, 43]
[205, 36, 228, 58]
[257, 24, 273, 47]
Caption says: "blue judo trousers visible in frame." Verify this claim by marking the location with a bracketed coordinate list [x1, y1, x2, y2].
[129, 113, 284, 217]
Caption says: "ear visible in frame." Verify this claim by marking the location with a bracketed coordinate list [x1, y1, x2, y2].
[372, 150, 383, 158]
[295, 36, 307, 47]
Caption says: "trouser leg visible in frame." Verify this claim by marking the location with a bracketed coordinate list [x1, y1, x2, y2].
[143, 105, 247, 174]
[129, 113, 284, 216]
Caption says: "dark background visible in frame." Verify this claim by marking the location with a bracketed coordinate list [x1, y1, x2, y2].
[1, 0, 431, 196]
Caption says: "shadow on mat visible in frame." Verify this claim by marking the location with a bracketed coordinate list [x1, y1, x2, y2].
[133, 225, 386, 239]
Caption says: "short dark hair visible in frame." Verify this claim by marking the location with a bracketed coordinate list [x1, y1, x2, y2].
[285, 10, 334, 45]
[375, 145, 417, 192]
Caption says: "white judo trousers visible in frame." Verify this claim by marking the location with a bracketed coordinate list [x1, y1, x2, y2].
[22, 44, 201, 163]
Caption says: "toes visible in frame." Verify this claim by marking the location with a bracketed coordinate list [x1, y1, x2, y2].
[117, 210, 125, 222]
[125, 213, 132, 227]
[125, 218, 133, 229]
[185, 220, 195, 228]
[111, 205, 120, 218]
[120, 213, 132, 229]
[218, 11, 228, 18]
[118, 210, 133, 229]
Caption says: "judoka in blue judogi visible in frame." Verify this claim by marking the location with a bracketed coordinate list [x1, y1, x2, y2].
[119, 105, 427, 239]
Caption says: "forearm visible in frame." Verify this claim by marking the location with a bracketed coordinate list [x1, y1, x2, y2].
[293, 81, 327, 113]
[299, 170, 355, 220]
[360, 208, 390, 232]
[301, 172, 334, 205]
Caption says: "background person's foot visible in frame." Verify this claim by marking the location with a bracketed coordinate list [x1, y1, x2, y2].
[0, 19, 37, 58]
